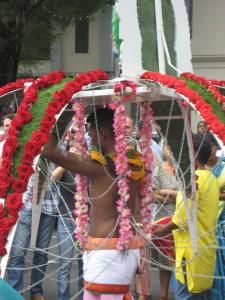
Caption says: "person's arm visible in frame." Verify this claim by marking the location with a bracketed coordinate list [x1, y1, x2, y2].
[153, 189, 167, 203]
[153, 189, 177, 204]
[154, 221, 178, 237]
[159, 189, 178, 201]
[51, 166, 65, 181]
[42, 132, 105, 177]
[220, 192, 225, 201]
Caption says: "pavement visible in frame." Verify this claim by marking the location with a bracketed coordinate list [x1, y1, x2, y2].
[21, 233, 175, 300]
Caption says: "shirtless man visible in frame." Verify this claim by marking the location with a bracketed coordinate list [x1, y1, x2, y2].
[43, 108, 144, 299]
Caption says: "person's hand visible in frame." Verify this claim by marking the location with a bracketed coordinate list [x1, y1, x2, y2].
[153, 223, 167, 237]
[42, 132, 57, 158]
[159, 189, 177, 202]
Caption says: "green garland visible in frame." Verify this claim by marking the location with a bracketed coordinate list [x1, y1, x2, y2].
[13, 77, 73, 174]
[137, 0, 176, 75]
[182, 78, 225, 125]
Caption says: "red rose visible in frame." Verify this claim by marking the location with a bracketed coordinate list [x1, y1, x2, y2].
[11, 115, 24, 130]
[45, 101, 62, 115]
[0, 183, 11, 197]
[1, 146, 13, 161]
[40, 120, 54, 134]
[21, 152, 35, 165]
[24, 141, 40, 156]
[17, 111, 32, 124]
[45, 104, 57, 116]
[95, 69, 108, 80]
[53, 89, 72, 105]
[0, 204, 4, 218]
[2, 216, 13, 233]
[17, 165, 34, 177]
[30, 130, 48, 146]
[5, 193, 23, 210]
[1, 159, 12, 172]
[4, 136, 19, 152]
[87, 71, 99, 82]
[7, 125, 18, 137]
[24, 87, 38, 103]
[12, 179, 27, 193]
[68, 81, 81, 93]
[39, 115, 56, 134]
[17, 102, 30, 114]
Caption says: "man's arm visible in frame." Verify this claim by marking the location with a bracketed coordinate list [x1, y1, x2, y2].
[154, 221, 178, 237]
[42, 133, 105, 177]
[220, 192, 225, 201]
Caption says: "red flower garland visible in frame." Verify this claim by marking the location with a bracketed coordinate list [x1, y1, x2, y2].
[181, 72, 225, 106]
[141, 71, 225, 145]
[210, 79, 225, 87]
[0, 69, 107, 257]
[0, 78, 34, 97]
[0, 71, 66, 198]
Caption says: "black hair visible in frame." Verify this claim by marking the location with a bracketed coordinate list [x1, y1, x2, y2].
[197, 121, 208, 131]
[2, 113, 15, 122]
[193, 134, 212, 164]
[203, 132, 221, 150]
[86, 108, 114, 139]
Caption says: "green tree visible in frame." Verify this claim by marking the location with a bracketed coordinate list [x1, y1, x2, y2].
[0, 0, 115, 85]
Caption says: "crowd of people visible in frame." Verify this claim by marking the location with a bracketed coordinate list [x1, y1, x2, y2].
[0, 112, 225, 300]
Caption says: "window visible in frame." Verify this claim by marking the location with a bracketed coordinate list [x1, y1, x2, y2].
[75, 19, 89, 53]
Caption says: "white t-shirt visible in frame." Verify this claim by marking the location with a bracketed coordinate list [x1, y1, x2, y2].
[0, 140, 5, 157]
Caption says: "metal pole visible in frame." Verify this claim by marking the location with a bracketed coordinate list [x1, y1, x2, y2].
[154, 0, 166, 74]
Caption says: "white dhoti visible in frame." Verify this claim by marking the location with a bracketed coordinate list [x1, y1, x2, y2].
[83, 237, 143, 299]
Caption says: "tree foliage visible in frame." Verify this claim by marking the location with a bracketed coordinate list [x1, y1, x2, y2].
[0, 0, 115, 85]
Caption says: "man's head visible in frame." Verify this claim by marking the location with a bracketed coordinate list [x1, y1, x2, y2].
[2, 114, 14, 135]
[193, 134, 211, 167]
[86, 108, 114, 150]
[197, 121, 208, 134]
[125, 116, 134, 137]
[202, 132, 220, 160]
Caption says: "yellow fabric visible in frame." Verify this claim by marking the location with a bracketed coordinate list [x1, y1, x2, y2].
[90, 149, 145, 180]
[172, 170, 220, 293]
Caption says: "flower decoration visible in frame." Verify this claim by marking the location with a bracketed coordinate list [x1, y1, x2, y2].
[0, 69, 108, 256]
[141, 71, 225, 144]
[181, 72, 225, 107]
[71, 102, 89, 247]
[139, 103, 153, 234]
[113, 100, 133, 250]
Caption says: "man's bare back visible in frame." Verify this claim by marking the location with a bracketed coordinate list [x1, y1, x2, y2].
[88, 162, 141, 238]
[43, 108, 141, 239]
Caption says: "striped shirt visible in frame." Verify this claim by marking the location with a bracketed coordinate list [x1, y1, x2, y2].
[23, 173, 59, 215]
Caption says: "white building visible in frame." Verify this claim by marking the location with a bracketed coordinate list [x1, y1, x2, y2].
[19, 1, 225, 81]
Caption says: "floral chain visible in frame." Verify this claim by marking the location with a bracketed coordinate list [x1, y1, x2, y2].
[139, 103, 153, 234]
[71, 102, 89, 247]
[113, 100, 133, 250]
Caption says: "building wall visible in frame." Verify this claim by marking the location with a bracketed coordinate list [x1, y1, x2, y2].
[19, 8, 113, 76]
[191, 0, 225, 79]
[61, 15, 101, 73]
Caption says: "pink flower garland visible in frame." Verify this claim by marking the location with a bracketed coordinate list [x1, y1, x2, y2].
[139, 103, 153, 234]
[71, 102, 89, 247]
[113, 100, 133, 250]
[110, 80, 139, 250]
